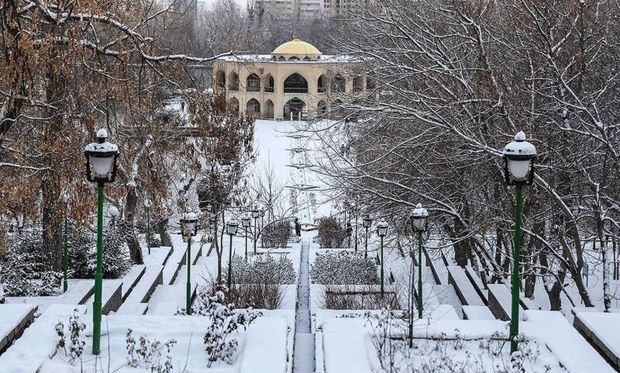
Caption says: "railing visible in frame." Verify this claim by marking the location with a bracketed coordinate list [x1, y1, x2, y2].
[284, 87, 308, 93]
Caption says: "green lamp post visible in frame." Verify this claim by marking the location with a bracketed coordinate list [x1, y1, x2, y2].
[502, 131, 537, 354]
[241, 213, 251, 259]
[84, 128, 119, 356]
[62, 193, 70, 293]
[376, 219, 388, 298]
[226, 218, 239, 289]
[410, 203, 429, 324]
[180, 212, 199, 315]
[363, 215, 373, 259]
[251, 206, 260, 254]
[145, 198, 152, 255]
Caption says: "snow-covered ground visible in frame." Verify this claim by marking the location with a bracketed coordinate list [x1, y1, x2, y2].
[1, 118, 618, 372]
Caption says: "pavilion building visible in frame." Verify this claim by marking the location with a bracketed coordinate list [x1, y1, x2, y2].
[212, 39, 374, 121]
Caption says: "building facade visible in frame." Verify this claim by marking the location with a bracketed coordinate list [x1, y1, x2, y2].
[213, 39, 374, 120]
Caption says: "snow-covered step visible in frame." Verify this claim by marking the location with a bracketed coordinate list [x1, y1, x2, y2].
[424, 248, 448, 285]
[447, 266, 486, 306]
[573, 311, 620, 369]
[0, 304, 37, 353]
[173, 265, 208, 286]
[462, 305, 495, 320]
[240, 317, 289, 373]
[147, 284, 194, 314]
[0, 305, 87, 372]
[120, 265, 145, 300]
[162, 245, 187, 285]
[464, 265, 488, 304]
[123, 265, 163, 304]
[85, 279, 123, 315]
[55, 279, 95, 305]
[143, 246, 173, 266]
[487, 284, 525, 321]
[527, 310, 615, 372]
[115, 303, 148, 315]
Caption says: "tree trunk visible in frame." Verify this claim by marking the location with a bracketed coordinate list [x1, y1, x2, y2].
[123, 185, 144, 264]
[158, 218, 173, 247]
[41, 175, 62, 271]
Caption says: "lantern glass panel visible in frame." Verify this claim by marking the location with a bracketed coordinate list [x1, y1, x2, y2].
[412, 217, 426, 231]
[90, 156, 114, 178]
[508, 159, 531, 181]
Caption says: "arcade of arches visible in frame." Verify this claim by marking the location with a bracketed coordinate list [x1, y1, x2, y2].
[213, 39, 373, 121]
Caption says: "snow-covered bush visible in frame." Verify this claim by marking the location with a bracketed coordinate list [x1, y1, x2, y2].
[317, 217, 348, 248]
[71, 225, 131, 279]
[0, 230, 62, 296]
[364, 312, 563, 372]
[188, 286, 261, 367]
[54, 309, 86, 365]
[262, 220, 291, 248]
[223, 254, 295, 308]
[311, 251, 378, 284]
[126, 329, 176, 373]
[228, 254, 295, 285]
[323, 285, 399, 310]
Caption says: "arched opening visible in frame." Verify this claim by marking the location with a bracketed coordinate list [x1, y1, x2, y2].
[264, 75, 274, 93]
[303, 56, 312, 61]
[278, 56, 286, 61]
[289, 56, 300, 61]
[331, 99, 344, 120]
[283, 97, 307, 121]
[228, 72, 239, 91]
[331, 74, 346, 93]
[216, 71, 226, 88]
[265, 100, 275, 119]
[246, 99, 260, 117]
[318, 74, 328, 93]
[353, 76, 364, 93]
[284, 73, 308, 93]
[247, 74, 260, 92]
[229, 98, 239, 114]
[317, 100, 328, 118]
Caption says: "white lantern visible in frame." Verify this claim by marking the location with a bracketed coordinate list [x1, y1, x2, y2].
[410, 203, 429, 232]
[502, 131, 537, 185]
[84, 129, 119, 183]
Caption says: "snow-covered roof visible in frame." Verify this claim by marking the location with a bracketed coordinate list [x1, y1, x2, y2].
[217, 54, 359, 64]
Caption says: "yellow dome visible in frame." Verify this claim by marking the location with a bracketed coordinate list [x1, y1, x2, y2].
[272, 39, 321, 59]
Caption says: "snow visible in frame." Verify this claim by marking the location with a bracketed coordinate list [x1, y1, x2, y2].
[462, 305, 495, 320]
[142, 246, 173, 266]
[447, 265, 486, 306]
[240, 317, 289, 373]
[119, 265, 163, 307]
[121, 264, 146, 299]
[293, 239, 313, 373]
[525, 310, 615, 373]
[0, 304, 36, 349]
[0, 305, 87, 373]
[322, 318, 372, 373]
[574, 311, 620, 366]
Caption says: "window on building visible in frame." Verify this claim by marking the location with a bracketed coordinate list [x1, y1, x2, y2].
[247, 74, 260, 92]
[264, 75, 275, 93]
[284, 73, 308, 93]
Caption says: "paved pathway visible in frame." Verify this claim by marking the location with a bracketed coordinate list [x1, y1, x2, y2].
[293, 239, 314, 373]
